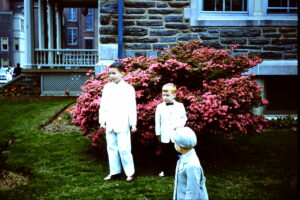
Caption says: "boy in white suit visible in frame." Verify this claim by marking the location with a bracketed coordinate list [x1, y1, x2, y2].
[173, 127, 208, 200]
[99, 61, 137, 182]
[155, 83, 187, 177]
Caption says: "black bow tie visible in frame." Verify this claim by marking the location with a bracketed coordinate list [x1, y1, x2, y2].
[166, 102, 174, 106]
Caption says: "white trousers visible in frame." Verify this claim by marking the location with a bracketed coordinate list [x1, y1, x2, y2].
[106, 130, 135, 177]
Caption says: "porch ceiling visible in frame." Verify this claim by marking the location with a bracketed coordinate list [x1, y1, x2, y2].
[59, 0, 98, 8]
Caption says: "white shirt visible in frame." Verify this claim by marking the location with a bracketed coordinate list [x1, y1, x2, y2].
[99, 80, 137, 132]
[155, 100, 187, 143]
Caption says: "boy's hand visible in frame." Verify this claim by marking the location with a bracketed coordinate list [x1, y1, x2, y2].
[157, 135, 161, 142]
[100, 123, 106, 129]
[131, 125, 137, 133]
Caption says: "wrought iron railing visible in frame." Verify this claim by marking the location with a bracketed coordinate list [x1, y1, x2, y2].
[35, 49, 98, 67]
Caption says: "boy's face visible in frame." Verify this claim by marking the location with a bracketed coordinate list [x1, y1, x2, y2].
[109, 68, 123, 83]
[162, 89, 175, 103]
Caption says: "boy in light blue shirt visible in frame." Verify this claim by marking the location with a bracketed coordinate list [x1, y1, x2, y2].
[173, 127, 208, 200]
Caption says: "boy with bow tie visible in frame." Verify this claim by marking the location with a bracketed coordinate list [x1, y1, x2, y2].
[155, 83, 187, 177]
[173, 127, 208, 200]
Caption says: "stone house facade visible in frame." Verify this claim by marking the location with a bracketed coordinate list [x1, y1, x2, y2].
[98, 0, 298, 116]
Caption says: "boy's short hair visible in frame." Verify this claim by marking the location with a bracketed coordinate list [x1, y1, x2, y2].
[162, 83, 176, 94]
[173, 127, 197, 148]
[110, 61, 126, 72]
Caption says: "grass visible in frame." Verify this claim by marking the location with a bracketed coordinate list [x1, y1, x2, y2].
[0, 98, 298, 200]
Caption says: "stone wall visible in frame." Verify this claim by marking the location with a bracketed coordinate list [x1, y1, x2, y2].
[99, 0, 297, 59]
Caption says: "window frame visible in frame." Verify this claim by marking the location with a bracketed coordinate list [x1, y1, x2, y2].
[85, 9, 94, 31]
[1, 58, 9, 67]
[14, 38, 19, 51]
[185, 0, 297, 26]
[263, 0, 297, 16]
[67, 27, 78, 46]
[1, 37, 9, 52]
[21, 19, 24, 31]
[67, 8, 78, 22]
[200, 0, 250, 15]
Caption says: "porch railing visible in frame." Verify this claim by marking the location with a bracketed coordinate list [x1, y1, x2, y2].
[34, 49, 98, 67]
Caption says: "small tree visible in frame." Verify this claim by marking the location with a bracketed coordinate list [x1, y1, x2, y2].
[71, 40, 268, 150]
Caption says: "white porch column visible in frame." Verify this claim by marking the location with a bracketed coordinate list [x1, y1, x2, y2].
[56, 3, 62, 49]
[47, 0, 55, 65]
[47, 0, 55, 49]
[38, 0, 45, 48]
[253, 0, 264, 16]
[24, 0, 35, 69]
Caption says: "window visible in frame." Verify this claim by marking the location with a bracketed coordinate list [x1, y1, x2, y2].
[1, 37, 8, 51]
[67, 8, 77, 22]
[21, 19, 24, 31]
[1, 58, 9, 67]
[67, 28, 78, 45]
[264, 76, 297, 114]
[85, 39, 94, 49]
[265, 0, 297, 15]
[203, 0, 248, 12]
[185, 0, 298, 26]
[85, 9, 94, 31]
[14, 38, 19, 51]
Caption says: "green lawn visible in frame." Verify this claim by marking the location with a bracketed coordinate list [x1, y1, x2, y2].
[0, 99, 297, 200]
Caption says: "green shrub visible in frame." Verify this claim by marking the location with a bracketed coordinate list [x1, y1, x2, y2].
[268, 116, 297, 129]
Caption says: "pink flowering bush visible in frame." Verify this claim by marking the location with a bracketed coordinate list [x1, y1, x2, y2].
[71, 40, 268, 149]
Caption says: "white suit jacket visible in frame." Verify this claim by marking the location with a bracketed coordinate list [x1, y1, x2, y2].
[155, 100, 187, 143]
[99, 80, 137, 133]
[173, 149, 208, 200]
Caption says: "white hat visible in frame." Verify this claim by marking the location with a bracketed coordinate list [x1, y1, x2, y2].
[173, 127, 197, 148]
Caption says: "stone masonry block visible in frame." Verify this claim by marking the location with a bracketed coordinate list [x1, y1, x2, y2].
[150, 16, 163, 20]
[160, 37, 177, 42]
[262, 28, 277, 33]
[157, 2, 168, 8]
[263, 45, 294, 51]
[165, 16, 183, 22]
[249, 51, 282, 59]
[248, 38, 270, 45]
[271, 39, 297, 45]
[149, 9, 181, 14]
[100, 15, 110, 25]
[137, 21, 163, 26]
[126, 9, 145, 14]
[150, 30, 179, 36]
[220, 28, 261, 37]
[100, 2, 117, 14]
[124, 15, 146, 19]
[100, 27, 118, 35]
[153, 44, 168, 50]
[100, 37, 116, 43]
[168, 2, 189, 8]
[199, 32, 218, 40]
[124, 38, 158, 43]
[165, 24, 189, 29]
[125, 2, 155, 8]
[177, 34, 199, 41]
[220, 38, 247, 45]
[112, 20, 135, 26]
[263, 33, 281, 38]
[125, 44, 151, 50]
[124, 27, 148, 36]
[279, 28, 297, 33]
